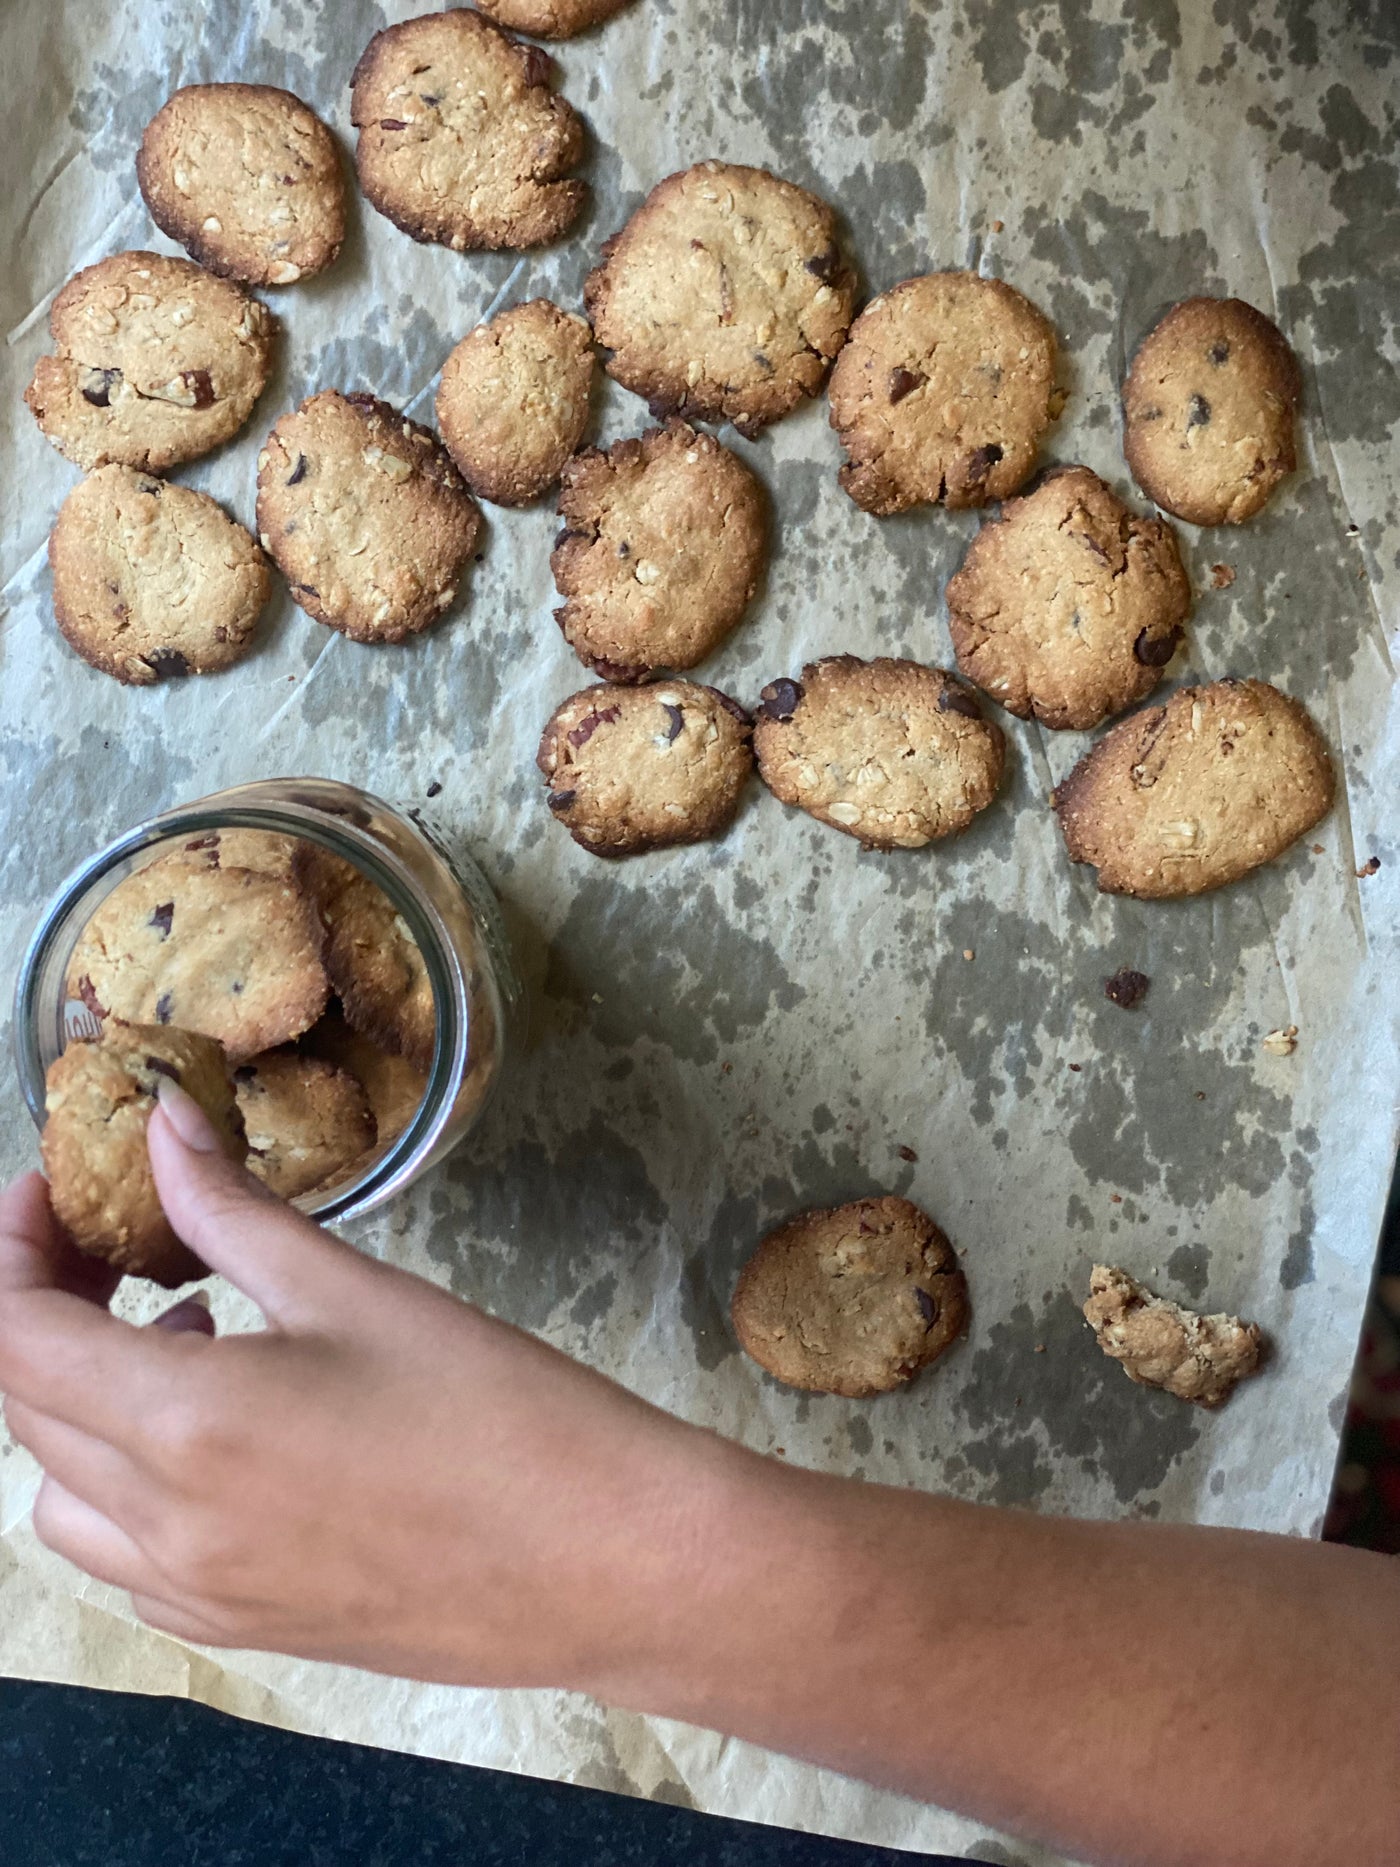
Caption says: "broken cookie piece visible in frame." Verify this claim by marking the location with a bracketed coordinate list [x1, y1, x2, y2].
[1083, 1263, 1265, 1409]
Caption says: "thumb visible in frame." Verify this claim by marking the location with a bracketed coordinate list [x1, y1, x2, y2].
[148, 1081, 355, 1324]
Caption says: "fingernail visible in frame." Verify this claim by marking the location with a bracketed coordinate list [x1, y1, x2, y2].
[156, 1079, 222, 1153]
[152, 1294, 216, 1337]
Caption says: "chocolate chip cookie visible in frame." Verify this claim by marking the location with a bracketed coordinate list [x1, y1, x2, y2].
[24, 251, 275, 474]
[475, 0, 635, 36]
[350, 8, 585, 251]
[436, 299, 594, 505]
[1084, 1265, 1265, 1409]
[828, 271, 1060, 514]
[297, 847, 436, 1068]
[256, 391, 481, 643]
[1122, 298, 1302, 525]
[731, 1195, 968, 1397]
[162, 827, 302, 881]
[945, 467, 1191, 731]
[552, 422, 766, 680]
[137, 83, 346, 287]
[754, 657, 1005, 851]
[49, 465, 271, 686]
[66, 854, 328, 1064]
[537, 680, 753, 856]
[300, 1007, 427, 1155]
[42, 1023, 246, 1286]
[234, 1050, 376, 1200]
[1053, 677, 1335, 897]
[585, 161, 856, 439]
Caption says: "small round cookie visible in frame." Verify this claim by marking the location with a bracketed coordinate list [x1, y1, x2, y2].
[256, 391, 481, 644]
[475, 0, 636, 37]
[234, 1050, 376, 1200]
[537, 680, 753, 857]
[66, 854, 329, 1064]
[24, 251, 275, 473]
[300, 1008, 427, 1152]
[945, 467, 1191, 732]
[1122, 298, 1302, 526]
[297, 847, 436, 1068]
[1052, 677, 1335, 898]
[42, 1023, 246, 1286]
[552, 422, 766, 680]
[829, 271, 1060, 514]
[584, 161, 856, 439]
[731, 1195, 968, 1398]
[350, 8, 585, 252]
[137, 84, 346, 287]
[754, 657, 1005, 851]
[49, 465, 271, 686]
[436, 300, 594, 505]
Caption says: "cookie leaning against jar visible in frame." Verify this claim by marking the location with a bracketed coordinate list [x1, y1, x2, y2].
[296, 846, 437, 1068]
[233, 1049, 376, 1200]
[24, 251, 275, 473]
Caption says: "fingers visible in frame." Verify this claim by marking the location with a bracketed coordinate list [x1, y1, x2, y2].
[0, 1173, 119, 1306]
[32, 1477, 161, 1596]
[4, 1397, 148, 1530]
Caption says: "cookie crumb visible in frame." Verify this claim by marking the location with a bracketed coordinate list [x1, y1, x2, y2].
[1104, 966, 1150, 1009]
[1068, 1062, 1082, 1072]
[1110, 1193, 1123, 1205]
[897, 1144, 918, 1162]
[963, 947, 975, 961]
[1356, 855, 1381, 878]
[1262, 1024, 1298, 1056]
[1033, 1343, 1046, 1353]
[991, 218, 1004, 233]
[1210, 562, 1236, 588]
[425, 780, 443, 798]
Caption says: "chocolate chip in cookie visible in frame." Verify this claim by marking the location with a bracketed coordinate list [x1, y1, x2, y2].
[829, 270, 1060, 514]
[234, 1049, 376, 1200]
[945, 466, 1191, 731]
[475, 0, 636, 36]
[537, 679, 754, 857]
[585, 161, 856, 439]
[552, 422, 766, 680]
[351, 8, 586, 252]
[24, 251, 275, 473]
[256, 391, 481, 644]
[731, 1195, 969, 1397]
[753, 656, 1005, 850]
[1083, 1265, 1265, 1408]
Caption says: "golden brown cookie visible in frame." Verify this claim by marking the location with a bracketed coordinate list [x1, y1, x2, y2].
[731, 1195, 968, 1397]
[350, 8, 585, 252]
[436, 299, 594, 505]
[551, 422, 766, 680]
[475, 0, 636, 36]
[49, 465, 271, 686]
[945, 467, 1191, 731]
[234, 1050, 376, 1199]
[41, 1023, 246, 1286]
[1083, 1265, 1265, 1409]
[255, 391, 481, 644]
[297, 848, 436, 1068]
[754, 657, 1005, 851]
[537, 680, 753, 857]
[828, 271, 1060, 514]
[300, 1007, 427, 1153]
[585, 161, 856, 439]
[160, 828, 303, 881]
[137, 83, 346, 287]
[1122, 298, 1302, 526]
[1052, 677, 1335, 898]
[66, 853, 328, 1064]
[24, 251, 275, 474]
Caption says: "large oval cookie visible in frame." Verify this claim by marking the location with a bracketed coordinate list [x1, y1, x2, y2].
[732, 1195, 968, 1397]
[585, 161, 856, 439]
[1053, 678, 1334, 897]
[754, 656, 1005, 850]
[946, 466, 1190, 731]
[24, 251, 275, 473]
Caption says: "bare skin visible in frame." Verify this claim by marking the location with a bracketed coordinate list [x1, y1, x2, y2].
[1, 1081, 1396, 1867]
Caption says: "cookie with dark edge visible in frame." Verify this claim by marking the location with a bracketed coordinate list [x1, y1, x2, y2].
[1122, 297, 1302, 526]
[297, 848, 436, 1068]
[1052, 677, 1334, 897]
[24, 251, 275, 473]
[350, 8, 585, 252]
[256, 391, 481, 643]
[731, 1195, 968, 1397]
[753, 656, 1005, 851]
[436, 299, 594, 505]
[234, 1050, 376, 1200]
[584, 161, 856, 439]
[475, 0, 636, 36]
[828, 270, 1060, 515]
[945, 466, 1191, 731]
[552, 422, 766, 680]
[1084, 1265, 1265, 1409]
[49, 465, 270, 686]
[300, 1006, 428, 1156]
[137, 83, 345, 287]
[65, 854, 329, 1064]
[41, 1023, 246, 1287]
[537, 679, 753, 857]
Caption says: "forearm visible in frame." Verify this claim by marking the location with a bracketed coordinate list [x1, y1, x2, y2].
[597, 1436, 1400, 1867]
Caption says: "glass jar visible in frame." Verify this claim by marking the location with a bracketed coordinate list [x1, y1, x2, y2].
[12, 778, 520, 1223]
